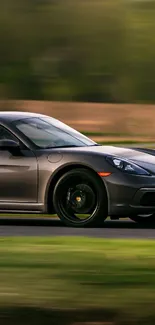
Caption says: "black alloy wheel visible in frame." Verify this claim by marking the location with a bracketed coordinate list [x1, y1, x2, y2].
[53, 168, 108, 227]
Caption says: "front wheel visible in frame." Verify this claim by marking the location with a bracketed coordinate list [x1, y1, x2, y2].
[130, 214, 155, 225]
[53, 168, 108, 227]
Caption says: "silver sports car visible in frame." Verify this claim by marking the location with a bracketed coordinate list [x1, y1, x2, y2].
[0, 111, 155, 227]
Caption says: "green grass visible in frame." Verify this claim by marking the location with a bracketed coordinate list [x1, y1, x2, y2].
[1, 237, 155, 324]
[0, 213, 57, 218]
[99, 140, 155, 146]
[81, 131, 155, 146]
[82, 131, 138, 137]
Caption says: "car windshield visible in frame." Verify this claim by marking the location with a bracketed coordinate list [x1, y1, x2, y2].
[13, 116, 97, 148]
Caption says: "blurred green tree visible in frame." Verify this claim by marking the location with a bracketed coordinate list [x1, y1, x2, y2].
[0, 0, 154, 103]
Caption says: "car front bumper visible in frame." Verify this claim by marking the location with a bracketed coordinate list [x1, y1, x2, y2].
[103, 173, 155, 217]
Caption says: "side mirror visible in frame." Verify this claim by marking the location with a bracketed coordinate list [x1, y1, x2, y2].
[0, 139, 20, 149]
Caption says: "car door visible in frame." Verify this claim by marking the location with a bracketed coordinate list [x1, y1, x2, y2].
[0, 125, 38, 206]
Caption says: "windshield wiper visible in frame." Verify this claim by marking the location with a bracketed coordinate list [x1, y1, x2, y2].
[45, 144, 79, 149]
[45, 143, 99, 149]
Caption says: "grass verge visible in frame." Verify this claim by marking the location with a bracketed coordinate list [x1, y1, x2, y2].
[82, 131, 155, 146]
[0, 237, 155, 324]
[99, 140, 155, 145]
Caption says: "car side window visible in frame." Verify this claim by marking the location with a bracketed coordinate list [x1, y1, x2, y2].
[0, 125, 18, 142]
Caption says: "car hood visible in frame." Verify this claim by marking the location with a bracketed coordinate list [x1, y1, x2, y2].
[56, 145, 155, 173]
[88, 145, 155, 161]
[92, 145, 155, 173]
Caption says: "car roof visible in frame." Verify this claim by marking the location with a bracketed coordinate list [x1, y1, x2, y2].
[0, 111, 49, 122]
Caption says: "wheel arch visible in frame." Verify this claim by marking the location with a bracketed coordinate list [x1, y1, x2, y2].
[45, 163, 109, 214]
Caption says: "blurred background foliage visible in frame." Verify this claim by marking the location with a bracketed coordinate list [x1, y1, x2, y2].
[0, 0, 155, 103]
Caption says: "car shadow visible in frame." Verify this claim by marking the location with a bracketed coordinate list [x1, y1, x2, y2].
[0, 216, 155, 229]
[0, 216, 63, 227]
[104, 219, 155, 229]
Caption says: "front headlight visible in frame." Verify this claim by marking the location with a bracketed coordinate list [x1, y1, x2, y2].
[106, 156, 150, 176]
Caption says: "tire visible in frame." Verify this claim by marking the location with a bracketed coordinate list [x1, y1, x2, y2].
[130, 214, 155, 225]
[53, 168, 108, 227]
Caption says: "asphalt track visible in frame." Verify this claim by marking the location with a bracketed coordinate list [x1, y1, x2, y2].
[0, 217, 155, 238]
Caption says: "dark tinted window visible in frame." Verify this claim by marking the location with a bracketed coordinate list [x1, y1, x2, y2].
[0, 126, 17, 141]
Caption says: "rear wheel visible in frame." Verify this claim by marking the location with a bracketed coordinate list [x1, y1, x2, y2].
[52, 168, 108, 227]
[130, 214, 155, 225]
